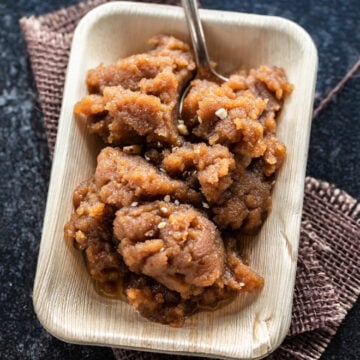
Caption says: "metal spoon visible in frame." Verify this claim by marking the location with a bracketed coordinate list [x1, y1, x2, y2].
[179, 0, 228, 114]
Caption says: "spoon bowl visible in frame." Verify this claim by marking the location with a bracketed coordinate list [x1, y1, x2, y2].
[179, 0, 228, 115]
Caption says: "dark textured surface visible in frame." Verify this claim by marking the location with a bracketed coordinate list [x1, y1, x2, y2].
[0, 0, 358, 359]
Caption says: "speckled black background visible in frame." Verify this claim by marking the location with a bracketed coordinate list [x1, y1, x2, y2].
[0, 0, 359, 359]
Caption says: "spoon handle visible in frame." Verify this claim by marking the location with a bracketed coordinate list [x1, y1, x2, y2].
[181, 0, 212, 73]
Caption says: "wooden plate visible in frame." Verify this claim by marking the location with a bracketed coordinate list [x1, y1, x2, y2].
[33, 2, 317, 359]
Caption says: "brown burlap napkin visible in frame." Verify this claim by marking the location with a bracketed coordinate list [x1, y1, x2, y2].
[20, 1, 360, 359]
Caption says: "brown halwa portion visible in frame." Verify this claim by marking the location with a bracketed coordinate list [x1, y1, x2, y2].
[182, 65, 291, 176]
[65, 35, 292, 326]
[63, 179, 125, 290]
[94, 147, 201, 207]
[74, 35, 195, 146]
[65, 147, 263, 327]
[114, 201, 224, 299]
[162, 142, 235, 203]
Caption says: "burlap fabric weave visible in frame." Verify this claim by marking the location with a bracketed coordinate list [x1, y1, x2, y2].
[20, 1, 360, 359]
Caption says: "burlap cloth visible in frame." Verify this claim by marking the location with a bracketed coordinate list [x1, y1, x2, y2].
[20, 1, 360, 359]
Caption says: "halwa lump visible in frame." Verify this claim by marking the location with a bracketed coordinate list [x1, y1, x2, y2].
[65, 34, 292, 326]
[162, 142, 235, 203]
[114, 201, 225, 299]
[74, 35, 195, 146]
[94, 147, 201, 207]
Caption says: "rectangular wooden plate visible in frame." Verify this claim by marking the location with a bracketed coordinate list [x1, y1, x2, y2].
[33, 2, 317, 359]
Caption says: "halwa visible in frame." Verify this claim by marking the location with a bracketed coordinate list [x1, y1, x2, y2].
[64, 35, 292, 326]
